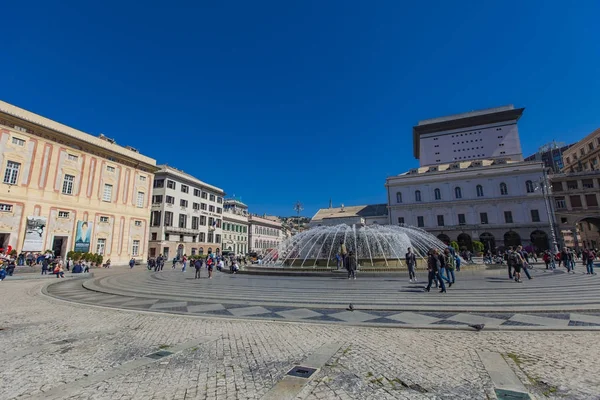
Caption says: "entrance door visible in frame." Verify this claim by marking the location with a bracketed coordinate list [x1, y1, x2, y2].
[0, 233, 9, 250]
[52, 236, 68, 258]
[177, 244, 184, 259]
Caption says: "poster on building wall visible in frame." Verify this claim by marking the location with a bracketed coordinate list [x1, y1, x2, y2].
[74, 221, 93, 252]
[22, 216, 47, 252]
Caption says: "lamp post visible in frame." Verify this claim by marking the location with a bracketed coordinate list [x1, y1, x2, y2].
[293, 201, 303, 234]
[537, 169, 560, 254]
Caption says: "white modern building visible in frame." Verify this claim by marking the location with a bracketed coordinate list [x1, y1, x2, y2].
[222, 199, 249, 255]
[413, 105, 524, 167]
[310, 204, 388, 227]
[248, 214, 282, 254]
[386, 159, 552, 252]
[149, 165, 224, 259]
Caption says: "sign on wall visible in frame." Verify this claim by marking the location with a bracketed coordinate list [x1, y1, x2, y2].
[23, 216, 47, 252]
[74, 221, 93, 253]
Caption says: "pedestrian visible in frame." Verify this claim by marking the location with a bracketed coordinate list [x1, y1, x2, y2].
[207, 257, 214, 279]
[425, 249, 446, 293]
[53, 263, 65, 278]
[194, 258, 203, 279]
[443, 248, 456, 287]
[507, 246, 517, 280]
[41, 257, 49, 275]
[586, 249, 596, 275]
[346, 251, 357, 279]
[405, 247, 417, 283]
[516, 246, 533, 280]
[217, 258, 224, 272]
[172, 257, 177, 269]
[129, 258, 135, 269]
[182, 255, 187, 272]
[339, 240, 348, 271]
[66, 258, 71, 271]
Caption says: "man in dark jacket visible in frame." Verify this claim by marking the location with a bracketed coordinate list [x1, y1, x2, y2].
[405, 247, 417, 283]
[346, 251, 357, 280]
[194, 258, 203, 279]
[425, 249, 446, 293]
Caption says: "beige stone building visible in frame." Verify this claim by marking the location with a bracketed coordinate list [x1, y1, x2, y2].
[248, 215, 282, 254]
[0, 100, 158, 264]
[222, 199, 249, 255]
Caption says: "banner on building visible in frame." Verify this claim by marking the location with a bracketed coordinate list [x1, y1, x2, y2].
[23, 216, 47, 252]
[74, 221, 93, 253]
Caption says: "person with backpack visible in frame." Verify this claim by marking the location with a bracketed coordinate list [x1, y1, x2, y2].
[129, 258, 135, 269]
[405, 247, 417, 283]
[516, 246, 533, 280]
[424, 249, 446, 293]
[194, 258, 203, 279]
[443, 248, 456, 287]
[507, 246, 517, 280]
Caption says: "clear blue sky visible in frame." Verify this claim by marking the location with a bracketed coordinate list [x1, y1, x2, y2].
[3, 1, 600, 217]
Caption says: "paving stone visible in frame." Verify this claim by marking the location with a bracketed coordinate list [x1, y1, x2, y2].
[276, 308, 323, 319]
[186, 303, 226, 313]
[329, 310, 379, 323]
[227, 306, 272, 317]
[386, 311, 441, 325]
[447, 313, 507, 327]
[509, 313, 570, 327]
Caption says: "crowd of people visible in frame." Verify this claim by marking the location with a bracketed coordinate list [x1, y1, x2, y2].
[144, 253, 249, 279]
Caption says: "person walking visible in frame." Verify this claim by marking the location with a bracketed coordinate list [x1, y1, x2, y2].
[405, 247, 417, 283]
[425, 249, 446, 293]
[443, 248, 456, 287]
[339, 240, 348, 271]
[586, 249, 596, 275]
[181, 255, 187, 272]
[346, 251, 357, 279]
[194, 258, 203, 279]
[207, 257, 214, 279]
[517, 246, 533, 280]
[41, 257, 49, 275]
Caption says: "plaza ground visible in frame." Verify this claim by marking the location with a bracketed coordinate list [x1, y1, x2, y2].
[0, 268, 599, 399]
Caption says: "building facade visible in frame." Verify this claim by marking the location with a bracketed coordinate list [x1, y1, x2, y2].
[524, 141, 574, 173]
[149, 166, 224, 259]
[248, 215, 282, 254]
[0, 100, 157, 264]
[222, 199, 249, 255]
[386, 159, 552, 252]
[413, 105, 524, 167]
[310, 204, 388, 227]
[562, 128, 600, 173]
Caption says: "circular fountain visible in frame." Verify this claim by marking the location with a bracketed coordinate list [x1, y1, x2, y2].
[262, 224, 450, 268]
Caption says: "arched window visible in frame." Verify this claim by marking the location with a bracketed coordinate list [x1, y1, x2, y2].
[415, 190, 422, 202]
[476, 184, 484, 197]
[254, 240, 258, 248]
[434, 188, 441, 200]
[455, 186, 462, 199]
[500, 182, 508, 195]
[526, 180, 534, 193]
[396, 192, 402, 203]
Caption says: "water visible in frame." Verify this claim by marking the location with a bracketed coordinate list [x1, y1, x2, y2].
[262, 224, 450, 267]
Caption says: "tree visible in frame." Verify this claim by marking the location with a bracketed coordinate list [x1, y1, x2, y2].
[473, 240, 485, 253]
[450, 241, 459, 252]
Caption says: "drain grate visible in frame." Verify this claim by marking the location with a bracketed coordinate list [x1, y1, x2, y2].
[495, 389, 531, 400]
[146, 350, 173, 359]
[287, 366, 317, 379]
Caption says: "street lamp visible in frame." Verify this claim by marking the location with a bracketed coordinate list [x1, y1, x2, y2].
[293, 201, 304, 234]
[536, 169, 560, 254]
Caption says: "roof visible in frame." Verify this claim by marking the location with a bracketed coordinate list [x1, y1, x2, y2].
[0, 100, 157, 168]
[312, 204, 388, 221]
[412, 105, 525, 159]
[156, 165, 225, 194]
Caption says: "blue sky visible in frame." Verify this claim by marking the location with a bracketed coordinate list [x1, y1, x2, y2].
[3, 1, 600, 217]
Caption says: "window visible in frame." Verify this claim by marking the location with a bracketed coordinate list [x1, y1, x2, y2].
[200, 216, 206, 225]
[192, 216, 199, 229]
[437, 215, 444, 226]
[583, 179, 594, 189]
[132, 240, 140, 257]
[193, 189, 201, 197]
[164, 211, 173, 226]
[454, 187, 462, 199]
[555, 197, 566, 209]
[504, 211, 513, 224]
[150, 211, 161, 226]
[434, 188, 441, 200]
[12, 137, 25, 146]
[139, 175, 146, 182]
[396, 192, 402, 203]
[100, 216, 109, 223]
[179, 214, 187, 228]
[166, 196, 175, 204]
[201, 192, 208, 199]
[458, 214, 466, 225]
[193, 202, 200, 210]
[209, 205, 215, 212]
[199, 232, 206, 242]
[137, 192, 144, 208]
[476, 185, 484, 197]
[96, 238, 106, 255]
[480, 212, 488, 224]
[415, 190, 422, 202]
[500, 182, 508, 195]
[134, 220, 142, 227]
[585, 194, 598, 207]
[58, 211, 70, 218]
[0, 204, 13, 212]
[208, 217, 214, 227]
[201, 203, 207, 210]
[180, 199, 188, 208]
[417, 216, 424, 227]
[567, 181, 578, 190]
[570, 195, 582, 208]
[217, 197, 223, 204]
[3, 161, 20, 185]
[152, 195, 163, 203]
[106, 166, 115, 172]
[525, 180, 534, 193]
[153, 179, 165, 188]
[531, 210, 540, 222]
[102, 184, 113, 202]
[217, 207, 222, 214]
[62, 174, 75, 195]
[209, 194, 216, 201]
[167, 180, 176, 189]
[67, 154, 78, 161]
[208, 233, 214, 243]
[165, 233, 169, 241]
[181, 184, 189, 193]
[215, 234, 221, 243]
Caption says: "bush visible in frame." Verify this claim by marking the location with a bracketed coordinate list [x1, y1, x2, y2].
[450, 241, 459, 251]
[9, 249, 17, 256]
[473, 241, 485, 253]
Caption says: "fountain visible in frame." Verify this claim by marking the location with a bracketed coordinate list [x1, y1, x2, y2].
[261, 224, 451, 268]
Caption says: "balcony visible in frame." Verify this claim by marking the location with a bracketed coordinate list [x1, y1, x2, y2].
[164, 226, 200, 235]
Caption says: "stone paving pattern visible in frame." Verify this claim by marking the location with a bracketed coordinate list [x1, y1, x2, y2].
[1, 277, 599, 399]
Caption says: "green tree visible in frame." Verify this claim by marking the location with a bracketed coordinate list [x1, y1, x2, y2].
[450, 241, 459, 252]
[473, 240, 485, 253]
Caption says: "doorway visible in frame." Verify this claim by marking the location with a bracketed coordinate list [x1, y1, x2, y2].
[52, 236, 68, 258]
[0, 233, 9, 250]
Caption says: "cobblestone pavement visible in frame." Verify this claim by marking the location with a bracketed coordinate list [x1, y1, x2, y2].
[1, 278, 599, 400]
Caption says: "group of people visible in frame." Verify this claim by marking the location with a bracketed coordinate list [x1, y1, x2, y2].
[423, 247, 458, 293]
[143, 253, 247, 279]
[544, 247, 597, 275]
